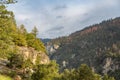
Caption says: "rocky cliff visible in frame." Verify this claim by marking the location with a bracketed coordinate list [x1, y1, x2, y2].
[0, 46, 50, 80]
[18, 46, 49, 64]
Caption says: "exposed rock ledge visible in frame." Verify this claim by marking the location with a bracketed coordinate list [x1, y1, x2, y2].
[18, 46, 50, 65]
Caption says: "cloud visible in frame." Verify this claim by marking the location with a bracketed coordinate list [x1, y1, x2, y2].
[47, 26, 64, 31]
[40, 26, 65, 38]
[54, 5, 67, 10]
[56, 16, 63, 19]
[77, 0, 120, 28]
[7, 0, 120, 38]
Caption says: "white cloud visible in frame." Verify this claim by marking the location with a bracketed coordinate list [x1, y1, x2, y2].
[7, 0, 120, 38]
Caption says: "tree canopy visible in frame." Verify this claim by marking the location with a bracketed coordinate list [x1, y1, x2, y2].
[0, 0, 17, 4]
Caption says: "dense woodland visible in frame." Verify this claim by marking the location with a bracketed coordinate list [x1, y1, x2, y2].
[47, 17, 120, 80]
[0, 0, 118, 80]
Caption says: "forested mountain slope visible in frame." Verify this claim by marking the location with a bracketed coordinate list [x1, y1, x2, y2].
[46, 17, 120, 80]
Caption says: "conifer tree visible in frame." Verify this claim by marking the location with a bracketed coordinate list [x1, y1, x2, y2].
[31, 26, 38, 37]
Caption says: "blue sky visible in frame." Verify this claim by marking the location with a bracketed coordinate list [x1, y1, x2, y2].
[7, 0, 120, 38]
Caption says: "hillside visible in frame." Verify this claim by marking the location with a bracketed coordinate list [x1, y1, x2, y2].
[46, 17, 120, 80]
[0, 5, 50, 80]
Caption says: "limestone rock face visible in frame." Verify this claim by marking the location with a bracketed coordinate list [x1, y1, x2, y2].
[102, 57, 120, 74]
[39, 52, 50, 64]
[46, 43, 60, 55]
[103, 57, 113, 74]
[18, 47, 49, 64]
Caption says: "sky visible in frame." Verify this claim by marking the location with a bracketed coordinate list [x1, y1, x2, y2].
[7, 0, 120, 38]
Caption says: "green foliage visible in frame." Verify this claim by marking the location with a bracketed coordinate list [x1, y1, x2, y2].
[32, 38, 46, 52]
[7, 71, 17, 78]
[76, 64, 100, 80]
[31, 64, 115, 80]
[31, 26, 38, 37]
[18, 24, 27, 34]
[0, 74, 12, 80]
[26, 33, 36, 46]
[108, 70, 120, 80]
[22, 59, 33, 68]
[0, 5, 46, 59]
[8, 54, 24, 68]
[26, 33, 46, 52]
[60, 64, 102, 80]
[0, 34, 16, 58]
[0, 5, 17, 58]
[31, 61, 59, 80]
[8, 54, 34, 69]
[0, 0, 17, 4]
[60, 69, 75, 80]
[103, 75, 115, 80]
[11, 33, 27, 46]
[0, 5, 48, 80]
[26, 27, 46, 52]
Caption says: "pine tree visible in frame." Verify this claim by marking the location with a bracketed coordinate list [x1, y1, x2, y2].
[0, 0, 17, 4]
[31, 26, 38, 37]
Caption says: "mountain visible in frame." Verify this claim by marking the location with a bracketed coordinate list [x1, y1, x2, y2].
[41, 38, 51, 44]
[46, 17, 120, 80]
[1, 4, 116, 80]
